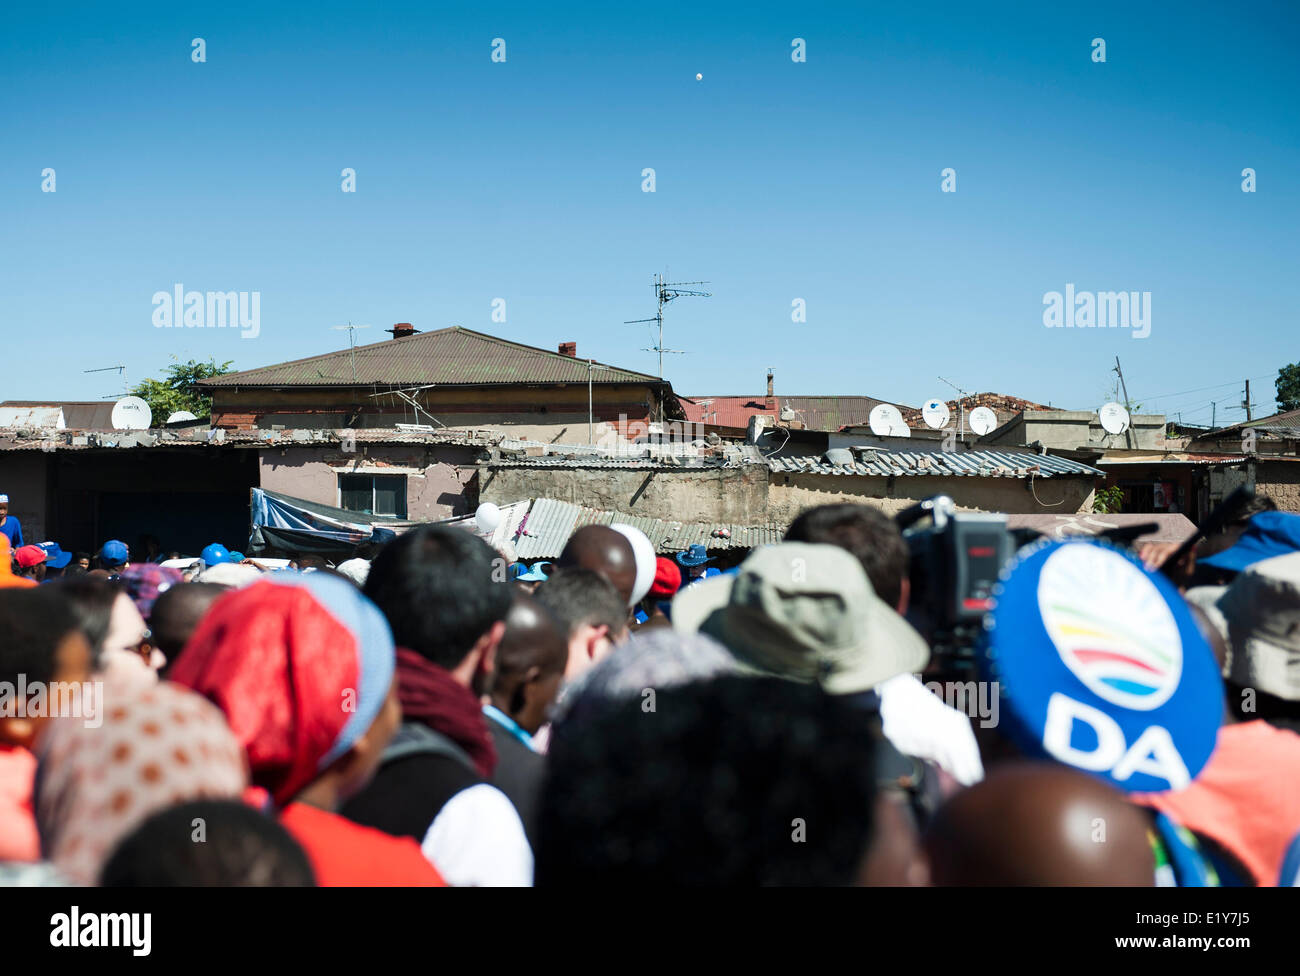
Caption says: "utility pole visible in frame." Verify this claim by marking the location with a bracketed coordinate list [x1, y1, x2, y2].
[1211, 402, 1217, 429]
[1113, 357, 1135, 449]
[1244, 379, 1253, 422]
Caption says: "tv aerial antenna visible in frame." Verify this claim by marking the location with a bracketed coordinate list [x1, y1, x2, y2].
[624, 272, 711, 377]
[938, 375, 971, 439]
[368, 383, 446, 430]
[85, 364, 128, 399]
[331, 323, 371, 381]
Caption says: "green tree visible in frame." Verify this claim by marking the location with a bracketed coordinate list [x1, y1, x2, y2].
[131, 357, 233, 423]
[1277, 362, 1300, 412]
[1092, 485, 1125, 514]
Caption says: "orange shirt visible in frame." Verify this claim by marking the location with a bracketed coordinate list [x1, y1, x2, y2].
[1135, 720, 1300, 885]
[280, 802, 446, 887]
[0, 744, 40, 862]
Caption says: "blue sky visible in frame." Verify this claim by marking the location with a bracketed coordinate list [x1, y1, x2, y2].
[3, 1, 1297, 426]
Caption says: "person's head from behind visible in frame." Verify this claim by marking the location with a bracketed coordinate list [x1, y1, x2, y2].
[785, 503, 910, 613]
[491, 592, 568, 734]
[99, 540, 129, 573]
[55, 576, 152, 681]
[0, 588, 93, 750]
[924, 762, 1155, 885]
[150, 583, 228, 676]
[35, 682, 249, 885]
[363, 525, 512, 687]
[536, 676, 882, 886]
[556, 525, 638, 606]
[534, 567, 629, 681]
[101, 799, 316, 887]
[170, 573, 400, 811]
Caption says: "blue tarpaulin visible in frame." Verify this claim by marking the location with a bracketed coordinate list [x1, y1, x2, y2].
[249, 488, 403, 555]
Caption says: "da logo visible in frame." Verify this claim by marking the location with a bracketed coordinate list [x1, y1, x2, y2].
[980, 539, 1221, 794]
[1038, 544, 1182, 710]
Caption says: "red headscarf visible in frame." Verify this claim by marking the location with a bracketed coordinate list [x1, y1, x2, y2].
[170, 575, 392, 807]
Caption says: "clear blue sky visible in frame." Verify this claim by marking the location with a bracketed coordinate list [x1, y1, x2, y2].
[3, 1, 1297, 426]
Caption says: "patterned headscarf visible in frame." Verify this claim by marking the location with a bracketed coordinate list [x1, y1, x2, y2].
[35, 681, 248, 885]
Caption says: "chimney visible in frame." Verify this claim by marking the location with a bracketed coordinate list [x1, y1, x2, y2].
[386, 323, 419, 339]
[765, 370, 775, 409]
[558, 341, 577, 357]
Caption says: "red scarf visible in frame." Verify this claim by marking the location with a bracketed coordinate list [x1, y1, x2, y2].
[395, 648, 497, 779]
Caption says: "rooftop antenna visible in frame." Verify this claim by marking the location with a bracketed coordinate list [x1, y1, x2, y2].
[368, 384, 445, 430]
[331, 323, 371, 382]
[624, 272, 711, 377]
[938, 375, 972, 439]
[85, 364, 128, 399]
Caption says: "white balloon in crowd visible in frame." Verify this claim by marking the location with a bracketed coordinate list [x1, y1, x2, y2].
[475, 502, 503, 534]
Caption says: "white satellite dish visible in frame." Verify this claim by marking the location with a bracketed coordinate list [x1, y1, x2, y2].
[110, 396, 152, 431]
[165, 410, 198, 424]
[1099, 402, 1131, 435]
[921, 399, 951, 430]
[968, 406, 998, 436]
[868, 403, 909, 437]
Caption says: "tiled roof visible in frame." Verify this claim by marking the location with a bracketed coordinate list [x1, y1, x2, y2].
[681, 395, 905, 431]
[897, 393, 1053, 430]
[509, 497, 785, 558]
[768, 449, 1102, 478]
[200, 326, 668, 389]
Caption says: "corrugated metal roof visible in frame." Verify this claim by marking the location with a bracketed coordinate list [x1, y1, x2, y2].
[200, 326, 666, 388]
[510, 498, 785, 558]
[768, 449, 1102, 478]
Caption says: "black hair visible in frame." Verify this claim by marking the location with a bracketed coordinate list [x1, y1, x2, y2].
[535, 676, 879, 886]
[363, 525, 512, 670]
[49, 577, 124, 669]
[785, 503, 909, 609]
[534, 567, 627, 640]
[0, 588, 81, 688]
[150, 582, 228, 667]
[100, 800, 316, 886]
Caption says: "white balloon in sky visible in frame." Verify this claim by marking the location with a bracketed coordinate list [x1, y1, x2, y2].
[695, 73, 703, 81]
[475, 502, 503, 534]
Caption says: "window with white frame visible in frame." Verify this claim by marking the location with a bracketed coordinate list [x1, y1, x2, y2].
[338, 473, 407, 518]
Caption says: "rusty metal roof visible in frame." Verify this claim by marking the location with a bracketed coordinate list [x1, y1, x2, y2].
[510, 497, 785, 558]
[768, 449, 1102, 478]
[200, 326, 668, 389]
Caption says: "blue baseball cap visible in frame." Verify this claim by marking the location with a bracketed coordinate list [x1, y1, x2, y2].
[517, 561, 552, 582]
[228, 551, 246, 563]
[36, 542, 71, 570]
[201, 543, 232, 566]
[100, 540, 129, 565]
[1200, 511, 1300, 573]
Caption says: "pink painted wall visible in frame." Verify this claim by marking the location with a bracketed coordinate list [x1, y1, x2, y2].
[258, 443, 482, 521]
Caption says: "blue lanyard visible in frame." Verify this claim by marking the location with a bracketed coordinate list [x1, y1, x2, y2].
[483, 704, 536, 752]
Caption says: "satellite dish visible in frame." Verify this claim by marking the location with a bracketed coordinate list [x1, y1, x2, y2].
[921, 399, 951, 430]
[968, 406, 998, 436]
[165, 410, 198, 425]
[868, 403, 909, 437]
[1099, 402, 1131, 435]
[110, 396, 152, 431]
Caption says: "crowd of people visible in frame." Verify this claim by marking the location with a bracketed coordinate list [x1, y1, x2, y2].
[2, 487, 1300, 887]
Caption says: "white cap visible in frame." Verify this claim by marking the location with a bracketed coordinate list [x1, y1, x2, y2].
[0, 495, 8, 503]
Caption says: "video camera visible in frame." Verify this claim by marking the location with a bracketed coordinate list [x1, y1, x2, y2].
[896, 495, 1160, 679]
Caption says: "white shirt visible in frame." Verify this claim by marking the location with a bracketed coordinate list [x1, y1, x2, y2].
[421, 783, 534, 886]
[877, 673, 985, 786]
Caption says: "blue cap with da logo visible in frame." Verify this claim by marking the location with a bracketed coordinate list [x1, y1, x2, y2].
[977, 538, 1222, 794]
